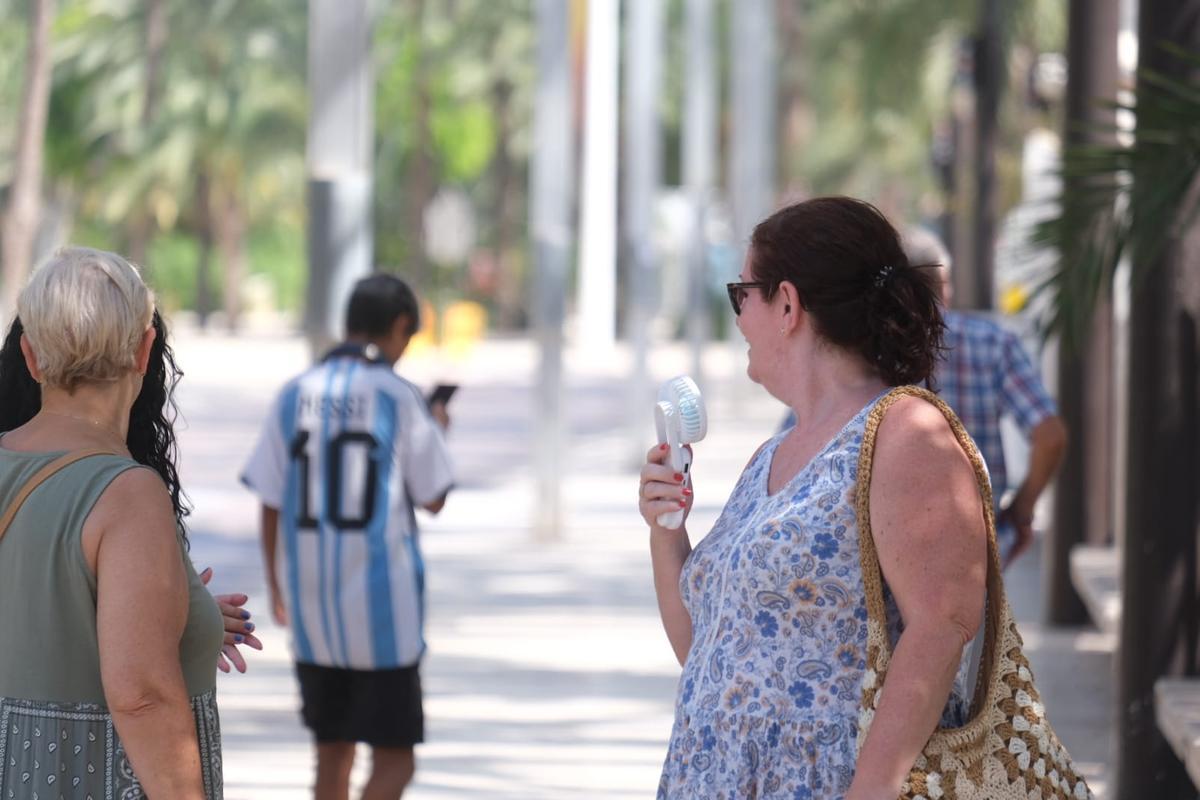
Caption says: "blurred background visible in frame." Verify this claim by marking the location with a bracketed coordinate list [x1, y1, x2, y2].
[1, 0, 1199, 798]
[0, 0, 1077, 332]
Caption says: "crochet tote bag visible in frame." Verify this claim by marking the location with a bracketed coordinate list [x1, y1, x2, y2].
[854, 386, 1092, 800]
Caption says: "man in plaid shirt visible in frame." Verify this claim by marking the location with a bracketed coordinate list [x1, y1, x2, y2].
[904, 228, 1068, 567]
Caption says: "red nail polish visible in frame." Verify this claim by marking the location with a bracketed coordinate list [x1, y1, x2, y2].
[683, 488, 693, 496]
[674, 473, 683, 482]
[660, 443, 669, 451]
[678, 500, 687, 508]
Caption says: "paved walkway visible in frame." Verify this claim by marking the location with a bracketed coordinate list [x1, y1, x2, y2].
[171, 325, 1113, 799]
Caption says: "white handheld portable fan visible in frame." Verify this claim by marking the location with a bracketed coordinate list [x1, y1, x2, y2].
[654, 375, 707, 529]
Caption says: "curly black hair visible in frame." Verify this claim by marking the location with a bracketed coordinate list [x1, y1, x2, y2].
[0, 310, 191, 538]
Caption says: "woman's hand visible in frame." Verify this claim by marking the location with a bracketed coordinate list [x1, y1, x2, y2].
[638, 443, 693, 530]
[640, 442, 697, 665]
[199, 567, 265, 674]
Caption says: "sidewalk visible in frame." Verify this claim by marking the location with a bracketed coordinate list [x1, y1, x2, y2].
[173, 327, 1112, 798]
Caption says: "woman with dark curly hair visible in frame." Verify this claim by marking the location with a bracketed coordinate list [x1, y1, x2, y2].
[639, 197, 989, 799]
[0, 247, 252, 798]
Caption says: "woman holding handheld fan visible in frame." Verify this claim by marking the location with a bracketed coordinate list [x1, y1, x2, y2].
[637, 197, 1090, 800]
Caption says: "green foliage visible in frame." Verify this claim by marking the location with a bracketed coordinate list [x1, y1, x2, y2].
[247, 222, 305, 311]
[31, 0, 307, 315]
[808, 0, 968, 118]
[134, 224, 304, 313]
[7, 0, 1078, 328]
[794, 0, 1066, 219]
[43, 70, 104, 179]
[67, 216, 118, 251]
[1033, 47, 1200, 353]
[146, 229, 205, 311]
[0, 3, 29, 181]
[431, 98, 496, 182]
[372, 0, 533, 308]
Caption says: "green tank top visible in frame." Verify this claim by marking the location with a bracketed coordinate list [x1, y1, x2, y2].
[0, 448, 224, 798]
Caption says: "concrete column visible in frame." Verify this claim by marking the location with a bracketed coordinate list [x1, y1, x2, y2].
[532, 0, 575, 539]
[577, 0, 619, 349]
[684, 0, 716, 387]
[305, 0, 373, 357]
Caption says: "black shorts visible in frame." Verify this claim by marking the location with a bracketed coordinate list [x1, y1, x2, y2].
[295, 662, 424, 748]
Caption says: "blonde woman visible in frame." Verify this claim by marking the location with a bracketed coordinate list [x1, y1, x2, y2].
[0, 247, 239, 798]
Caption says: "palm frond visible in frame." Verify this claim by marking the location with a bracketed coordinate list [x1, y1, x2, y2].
[1032, 51, 1200, 354]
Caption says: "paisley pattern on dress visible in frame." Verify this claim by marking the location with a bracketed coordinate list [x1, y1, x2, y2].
[0, 691, 222, 799]
[658, 395, 973, 799]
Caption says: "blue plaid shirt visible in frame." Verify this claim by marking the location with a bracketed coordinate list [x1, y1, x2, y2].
[777, 311, 1057, 556]
[936, 311, 1057, 551]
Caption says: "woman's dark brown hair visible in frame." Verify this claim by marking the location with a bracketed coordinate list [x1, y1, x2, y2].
[750, 196, 945, 386]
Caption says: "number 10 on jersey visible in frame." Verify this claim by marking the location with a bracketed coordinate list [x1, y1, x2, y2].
[288, 430, 381, 531]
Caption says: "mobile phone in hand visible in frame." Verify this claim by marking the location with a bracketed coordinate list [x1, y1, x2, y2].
[427, 383, 458, 407]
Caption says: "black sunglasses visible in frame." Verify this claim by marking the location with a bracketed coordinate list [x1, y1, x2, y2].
[726, 281, 767, 316]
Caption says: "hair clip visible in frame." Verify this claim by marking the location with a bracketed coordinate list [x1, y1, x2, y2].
[873, 264, 894, 289]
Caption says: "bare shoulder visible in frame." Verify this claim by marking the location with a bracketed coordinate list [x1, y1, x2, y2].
[868, 393, 982, 529]
[871, 394, 968, 475]
[867, 394, 987, 634]
[87, 466, 177, 540]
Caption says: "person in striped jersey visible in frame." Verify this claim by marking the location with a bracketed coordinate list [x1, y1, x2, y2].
[242, 274, 454, 799]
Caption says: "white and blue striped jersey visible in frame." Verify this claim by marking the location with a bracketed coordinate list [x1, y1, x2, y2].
[241, 348, 454, 670]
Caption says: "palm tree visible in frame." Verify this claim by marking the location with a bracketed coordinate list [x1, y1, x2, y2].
[373, 0, 532, 324]
[799, 0, 1064, 306]
[1, 0, 55, 324]
[126, 0, 167, 271]
[1043, 0, 1120, 628]
[50, 0, 305, 327]
[1035, 4, 1200, 796]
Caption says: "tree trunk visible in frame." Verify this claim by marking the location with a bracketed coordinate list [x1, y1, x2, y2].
[213, 182, 246, 332]
[407, 0, 434, 295]
[970, 0, 1000, 311]
[948, 40, 977, 310]
[490, 77, 523, 330]
[194, 169, 215, 329]
[125, 0, 168, 273]
[1116, 2, 1200, 796]
[1, 0, 55, 325]
[1046, 0, 1119, 625]
[774, 0, 807, 201]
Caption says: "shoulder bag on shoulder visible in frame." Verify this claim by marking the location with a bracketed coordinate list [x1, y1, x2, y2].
[854, 386, 1092, 800]
[0, 448, 118, 542]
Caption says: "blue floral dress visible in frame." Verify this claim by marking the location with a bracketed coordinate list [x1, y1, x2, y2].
[658, 394, 972, 799]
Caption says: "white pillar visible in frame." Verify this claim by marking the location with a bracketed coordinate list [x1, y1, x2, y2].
[532, 0, 574, 540]
[576, 0, 620, 349]
[684, 0, 717, 387]
[306, 0, 373, 357]
[624, 0, 664, 461]
[729, 0, 776, 266]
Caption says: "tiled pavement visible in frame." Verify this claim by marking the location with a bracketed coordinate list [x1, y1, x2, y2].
[171, 324, 1112, 799]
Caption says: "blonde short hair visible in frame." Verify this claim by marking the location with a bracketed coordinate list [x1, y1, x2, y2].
[17, 246, 155, 391]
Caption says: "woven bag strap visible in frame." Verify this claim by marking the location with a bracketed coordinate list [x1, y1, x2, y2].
[854, 385, 1006, 713]
[0, 448, 119, 544]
